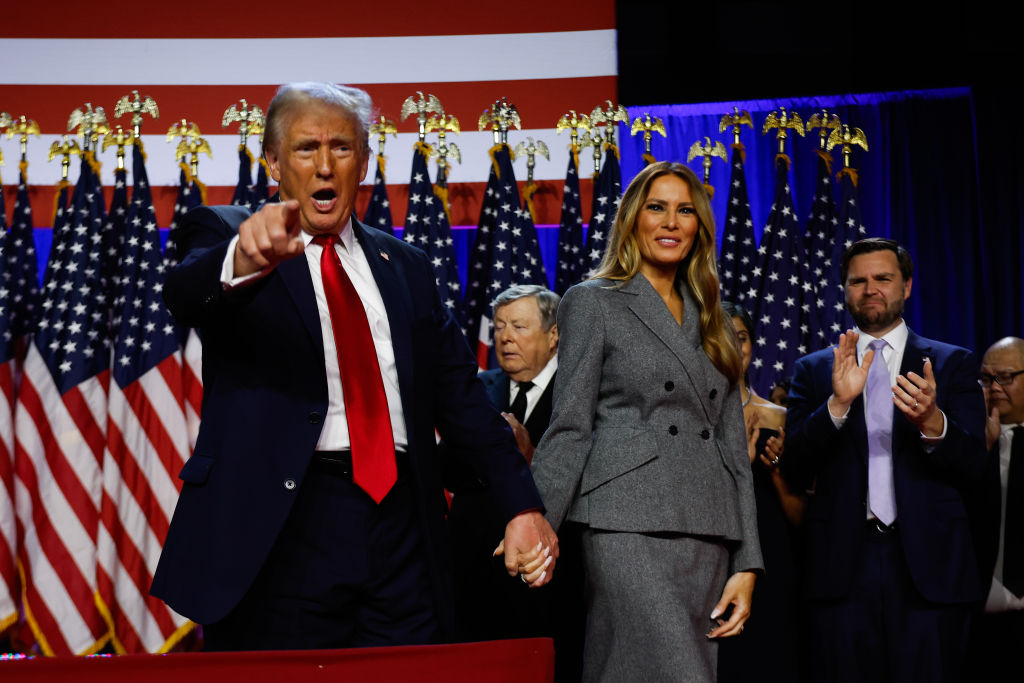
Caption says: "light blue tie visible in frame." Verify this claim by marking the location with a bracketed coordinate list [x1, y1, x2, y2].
[866, 338, 896, 524]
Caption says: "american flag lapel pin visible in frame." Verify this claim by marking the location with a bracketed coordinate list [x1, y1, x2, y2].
[379, 250, 390, 262]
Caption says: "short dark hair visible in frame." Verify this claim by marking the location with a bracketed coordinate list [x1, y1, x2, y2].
[840, 238, 914, 284]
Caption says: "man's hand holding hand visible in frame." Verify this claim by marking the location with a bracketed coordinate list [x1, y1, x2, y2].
[494, 511, 559, 587]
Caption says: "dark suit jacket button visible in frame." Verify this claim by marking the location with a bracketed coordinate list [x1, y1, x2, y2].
[668, 425, 678, 435]
[701, 429, 710, 440]
[709, 388, 717, 399]
[308, 412, 323, 424]
[664, 381, 674, 392]
[284, 479, 296, 491]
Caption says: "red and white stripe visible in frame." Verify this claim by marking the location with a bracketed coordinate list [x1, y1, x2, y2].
[98, 353, 191, 653]
[0, 357, 19, 634]
[0, 3, 616, 226]
[13, 347, 109, 655]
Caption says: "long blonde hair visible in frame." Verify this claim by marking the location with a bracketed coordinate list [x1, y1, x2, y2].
[592, 161, 742, 385]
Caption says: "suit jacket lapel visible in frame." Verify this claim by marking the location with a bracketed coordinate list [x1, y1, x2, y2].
[525, 373, 555, 446]
[623, 274, 714, 420]
[277, 255, 326, 360]
[894, 328, 934, 451]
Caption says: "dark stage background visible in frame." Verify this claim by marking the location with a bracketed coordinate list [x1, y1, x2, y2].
[615, 0, 1023, 357]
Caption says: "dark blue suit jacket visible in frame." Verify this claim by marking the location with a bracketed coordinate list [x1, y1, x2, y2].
[150, 205, 543, 634]
[786, 328, 988, 604]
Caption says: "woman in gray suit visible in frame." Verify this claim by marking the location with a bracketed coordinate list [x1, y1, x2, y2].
[531, 162, 763, 682]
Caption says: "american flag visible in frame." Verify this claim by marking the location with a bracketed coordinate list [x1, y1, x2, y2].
[718, 143, 757, 305]
[229, 146, 254, 209]
[363, 154, 394, 233]
[464, 144, 536, 367]
[0, 168, 21, 635]
[401, 142, 463, 325]
[164, 163, 205, 449]
[818, 167, 869, 339]
[5, 168, 41, 341]
[748, 156, 818, 395]
[803, 150, 840, 350]
[101, 167, 129, 335]
[97, 143, 191, 653]
[165, 164, 203, 264]
[554, 149, 584, 295]
[13, 152, 111, 655]
[584, 144, 622, 277]
[1, 7, 616, 230]
[249, 157, 270, 211]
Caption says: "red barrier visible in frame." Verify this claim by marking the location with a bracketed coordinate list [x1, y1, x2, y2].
[0, 638, 554, 683]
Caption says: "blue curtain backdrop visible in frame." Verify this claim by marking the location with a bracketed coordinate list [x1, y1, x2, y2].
[29, 87, 1021, 358]
[616, 86, 1020, 357]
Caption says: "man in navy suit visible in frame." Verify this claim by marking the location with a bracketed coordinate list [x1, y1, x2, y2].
[786, 238, 988, 682]
[151, 82, 557, 650]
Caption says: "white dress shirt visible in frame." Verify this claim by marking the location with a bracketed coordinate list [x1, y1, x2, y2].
[509, 355, 558, 424]
[985, 422, 1024, 613]
[220, 218, 407, 451]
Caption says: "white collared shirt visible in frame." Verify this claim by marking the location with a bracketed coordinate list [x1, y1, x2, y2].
[509, 355, 558, 424]
[220, 218, 407, 451]
[985, 422, 1024, 613]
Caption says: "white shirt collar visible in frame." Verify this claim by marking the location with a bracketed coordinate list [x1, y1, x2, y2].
[854, 319, 909, 356]
[301, 216, 355, 251]
[514, 354, 558, 395]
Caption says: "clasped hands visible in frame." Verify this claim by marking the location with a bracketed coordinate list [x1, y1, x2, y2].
[829, 330, 944, 436]
[494, 510, 559, 588]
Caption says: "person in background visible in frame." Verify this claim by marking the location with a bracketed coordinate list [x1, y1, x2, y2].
[718, 300, 805, 683]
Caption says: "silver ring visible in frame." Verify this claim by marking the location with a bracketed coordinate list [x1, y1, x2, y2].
[770, 456, 780, 466]
[520, 574, 529, 584]
[914, 400, 919, 408]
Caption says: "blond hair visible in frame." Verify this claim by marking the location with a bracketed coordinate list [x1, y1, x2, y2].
[592, 161, 742, 385]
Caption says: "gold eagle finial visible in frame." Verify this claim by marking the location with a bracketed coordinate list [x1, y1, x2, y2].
[48, 135, 82, 180]
[686, 136, 728, 186]
[401, 91, 444, 142]
[762, 107, 805, 155]
[827, 124, 869, 168]
[718, 107, 753, 145]
[222, 99, 266, 146]
[114, 89, 159, 139]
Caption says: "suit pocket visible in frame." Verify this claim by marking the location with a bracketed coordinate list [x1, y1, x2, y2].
[178, 455, 215, 485]
[579, 426, 658, 495]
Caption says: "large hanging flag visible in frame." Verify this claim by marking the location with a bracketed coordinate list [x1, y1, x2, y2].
[101, 166, 129, 332]
[510, 139, 548, 289]
[463, 140, 505, 350]
[165, 163, 203, 264]
[97, 143, 192, 654]
[748, 155, 819, 394]
[13, 151, 111, 655]
[249, 157, 270, 211]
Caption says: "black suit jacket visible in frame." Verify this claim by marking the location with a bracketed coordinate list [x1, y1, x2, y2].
[478, 366, 556, 448]
[150, 205, 543, 635]
[787, 329, 988, 604]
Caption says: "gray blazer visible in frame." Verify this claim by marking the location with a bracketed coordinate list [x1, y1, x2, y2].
[531, 275, 763, 574]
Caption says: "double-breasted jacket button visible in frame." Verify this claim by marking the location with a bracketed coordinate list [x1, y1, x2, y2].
[308, 412, 323, 424]
[668, 425, 679, 436]
[709, 388, 717, 400]
[284, 479, 297, 491]
[700, 429, 711, 440]
[664, 381, 675, 392]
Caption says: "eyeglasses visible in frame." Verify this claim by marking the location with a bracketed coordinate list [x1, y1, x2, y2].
[979, 369, 1024, 387]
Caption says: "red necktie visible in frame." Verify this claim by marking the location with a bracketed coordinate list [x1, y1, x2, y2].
[314, 234, 396, 503]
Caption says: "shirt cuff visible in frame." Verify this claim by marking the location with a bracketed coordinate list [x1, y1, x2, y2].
[827, 394, 850, 429]
[920, 409, 947, 450]
[220, 235, 272, 289]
